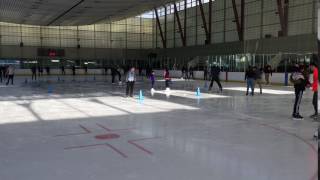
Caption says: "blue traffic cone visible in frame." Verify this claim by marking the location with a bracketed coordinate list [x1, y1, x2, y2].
[139, 90, 144, 101]
[196, 87, 201, 97]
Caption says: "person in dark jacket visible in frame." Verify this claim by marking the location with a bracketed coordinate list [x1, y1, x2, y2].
[38, 66, 43, 76]
[208, 65, 223, 92]
[264, 64, 272, 85]
[61, 65, 65, 75]
[111, 67, 121, 84]
[0, 66, 3, 83]
[31, 66, 37, 81]
[45, 66, 50, 76]
[245, 66, 256, 96]
[290, 65, 308, 120]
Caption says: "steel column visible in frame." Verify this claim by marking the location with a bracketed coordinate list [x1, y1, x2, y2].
[240, 0, 245, 40]
[208, 0, 212, 44]
[276, 0, 289, 36]
[154, 8, 166, 48]
[276, 0, 285, 36]
[198, 0, 209, 42]
[184, 0, 187, 46]
[283, 0, 289, 36]
[231, 0, 244, 41]
[164, 6, 167, 47]
[174, 3, 186, 46]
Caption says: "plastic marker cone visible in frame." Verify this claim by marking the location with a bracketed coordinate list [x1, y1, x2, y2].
[139, 90, 144, 101]
[196, 87, 201, 97]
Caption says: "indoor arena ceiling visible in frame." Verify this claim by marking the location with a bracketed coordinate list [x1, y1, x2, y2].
[0, 0, 176, 26]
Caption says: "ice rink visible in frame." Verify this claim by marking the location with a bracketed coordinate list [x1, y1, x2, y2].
[0, 75, 318, 180]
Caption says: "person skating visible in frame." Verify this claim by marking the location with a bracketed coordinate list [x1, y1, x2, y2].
[204, 66, 208, 80]
[264, 64, 272, 85]
[245, 66, 256, 96]
[45, 66, 50, 76]
[61, 65, 65, 75]
[111, 67, 121, 84]
[0, 66, 3, 83]
[290, 65, 308, 120]
[126, 67, 136, 97]
[149, 70, 155, 91]
[208, 65, 223, 92]
[189, 67, 194, 79]
[164, 68, 171, 91]
[31, 66, 37, 81]
[38, 66, 43, 76]
[6, 65, 15, 86]
[310, 62, 318, 119]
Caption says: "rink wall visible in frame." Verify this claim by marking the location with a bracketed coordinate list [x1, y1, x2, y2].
[13, 69, 288, 85]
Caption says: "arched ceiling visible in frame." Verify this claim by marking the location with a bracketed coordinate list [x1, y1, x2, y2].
[0, 0, 176, 26]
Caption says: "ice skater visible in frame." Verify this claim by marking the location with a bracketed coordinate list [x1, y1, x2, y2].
[0, 66, 3, 83]
[245, 66, 256, 96]
[6, 65, 15, 86]
[264, 64, 272, 85]
[126, 67, 136, 97]
[290, 65, 307, 120]
[31, 66, 37, 81]
[60, 65, 65, 75]
[164, 68, 171, 91]
[45, 66, 50, 76]
[204, 66, 208, 80]
[149, 70, 155, 91]
[208, 65, 222, 92]
[310, 62, 318, 119]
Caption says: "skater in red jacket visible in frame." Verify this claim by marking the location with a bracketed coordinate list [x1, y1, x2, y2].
[310, 62, 318, 118]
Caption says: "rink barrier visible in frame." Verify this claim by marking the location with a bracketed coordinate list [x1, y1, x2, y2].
[13, 69, 299, 85]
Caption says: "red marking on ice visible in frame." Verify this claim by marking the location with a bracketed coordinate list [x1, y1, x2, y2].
[64, 143, 106, 150]
[105, 143, 128, 158]
[128, 137, 161, 155]
[54, 124, 91, 137]
[95, 133, 120, 140]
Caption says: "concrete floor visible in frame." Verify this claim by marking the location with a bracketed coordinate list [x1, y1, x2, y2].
[0, 75, 318, 180]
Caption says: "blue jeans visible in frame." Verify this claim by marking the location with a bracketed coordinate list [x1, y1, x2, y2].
[246, 78, 255, 95]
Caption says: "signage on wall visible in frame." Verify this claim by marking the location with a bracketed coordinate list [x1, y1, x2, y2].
[37, 48, 65, 57]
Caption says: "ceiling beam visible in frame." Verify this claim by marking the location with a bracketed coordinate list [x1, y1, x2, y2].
[231, 0, 245, 41]
[47, 0, 85, 26]
[154, 8, 167, 48]
[174, 3, 186, 47]
[276, 0, 289, 36]
[198, 0, 209, 43]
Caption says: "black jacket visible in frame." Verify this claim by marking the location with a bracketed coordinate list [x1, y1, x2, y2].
[211, 66, 220, 77]
[245, 69, 256, 80]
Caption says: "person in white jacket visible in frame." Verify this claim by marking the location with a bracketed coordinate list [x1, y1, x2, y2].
[6, 65, 15, 86]
[126, 67, 136, 97]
